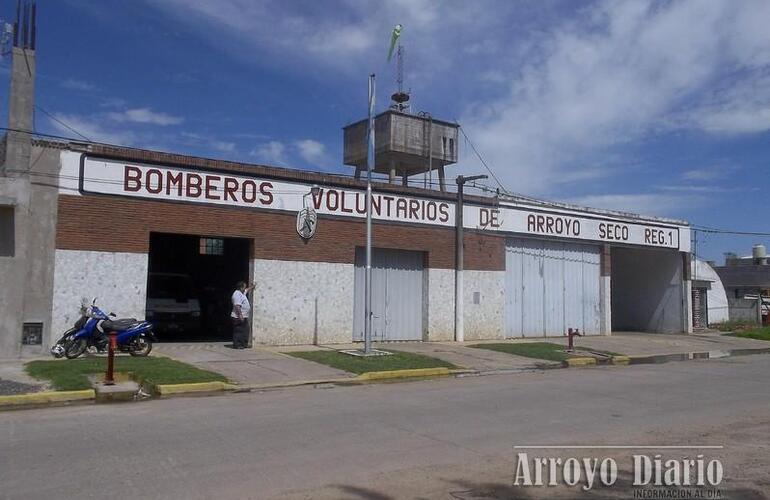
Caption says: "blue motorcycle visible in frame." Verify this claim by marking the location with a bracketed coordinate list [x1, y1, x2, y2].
[50, 298, 156, 359]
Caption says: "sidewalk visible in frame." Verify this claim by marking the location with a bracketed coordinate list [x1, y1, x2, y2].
[541, 331, 770, 356]
[154, 343, 356, 386]
[2, 332, 767, 401]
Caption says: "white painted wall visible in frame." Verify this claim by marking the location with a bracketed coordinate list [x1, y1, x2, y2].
[463, 270, 505, 341]
[692, 259, 730, 324]
[427, 268, 454, 341]
[51, 250, 148, 344]
[251, 259, 354, 345]
[611, 248, 684, 333]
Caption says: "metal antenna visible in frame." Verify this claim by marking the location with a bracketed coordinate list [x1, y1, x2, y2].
[397, 45, 403, 94]
[390, 44, 410, 112]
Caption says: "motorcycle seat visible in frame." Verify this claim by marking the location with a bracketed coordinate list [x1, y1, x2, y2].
[102, 318, 140, 331]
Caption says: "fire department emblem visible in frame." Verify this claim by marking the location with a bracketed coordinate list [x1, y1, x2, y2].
[296, 207, 317, 239]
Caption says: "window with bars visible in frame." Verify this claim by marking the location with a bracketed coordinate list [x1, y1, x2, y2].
[22, 323, 43, 345]
[199, 237, 224, 256]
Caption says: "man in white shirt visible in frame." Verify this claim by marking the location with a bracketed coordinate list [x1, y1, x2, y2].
[231, 281, 253, 349]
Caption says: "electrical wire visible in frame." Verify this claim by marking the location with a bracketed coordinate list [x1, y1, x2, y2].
[33, 105, 92, 142]
[691, 226, 770, 237]
[456, 124, 506, 191]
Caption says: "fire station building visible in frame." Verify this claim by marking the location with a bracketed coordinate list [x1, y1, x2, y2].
[0, 39, 693, 357]
[1, 139, 693, 357]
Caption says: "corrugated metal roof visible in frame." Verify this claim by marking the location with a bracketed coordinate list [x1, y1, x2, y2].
[713, 265, 770, 288]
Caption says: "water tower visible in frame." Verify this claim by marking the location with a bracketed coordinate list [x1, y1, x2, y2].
[342, 45, 459, 191]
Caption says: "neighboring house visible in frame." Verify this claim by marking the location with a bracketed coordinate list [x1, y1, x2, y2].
[713, 246, 770, 325]
[691, 259, 729, 327]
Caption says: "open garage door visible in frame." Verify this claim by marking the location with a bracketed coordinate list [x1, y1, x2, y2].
[505, 237, 601, 337]
[353, 248, 424, 341]
[147, 233, 250, 342]
[611, 247, 684, 333]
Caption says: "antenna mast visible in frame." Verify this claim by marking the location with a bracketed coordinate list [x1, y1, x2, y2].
[390, 44, 410, 112]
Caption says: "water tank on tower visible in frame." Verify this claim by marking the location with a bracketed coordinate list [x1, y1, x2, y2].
[753, 244, 767, 265]
[343, 110, 459, 192]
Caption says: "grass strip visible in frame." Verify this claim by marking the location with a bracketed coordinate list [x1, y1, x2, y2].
[26, 357, 228, 391]
[728, 327, 770, 342]
[288, 350, 456, 375]
[468, 342, 571, 362]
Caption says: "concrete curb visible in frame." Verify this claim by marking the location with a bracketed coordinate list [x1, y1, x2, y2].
[156, 381, 237, 397]
[611, 355, 630, 365]
[357, 367, 452, 381]
[562, 357, 597, 368]
[0, 389, 95, 409]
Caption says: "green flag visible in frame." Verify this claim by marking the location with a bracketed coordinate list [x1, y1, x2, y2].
[387, 24, 402, 62]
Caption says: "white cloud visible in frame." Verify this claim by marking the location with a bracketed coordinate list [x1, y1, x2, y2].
[459, 0, 770, 195]
[49, 114, 136, 145]
[294, 139, 327, 165]
[250, 140, 288, 165]
[147, 0, 513, 79]
[681, 165, 737, 182]
[211, 140, 236, 153]
[564, 193, 704, 217]
[107, 107, 184, 126]
[60, 78, 97, 91]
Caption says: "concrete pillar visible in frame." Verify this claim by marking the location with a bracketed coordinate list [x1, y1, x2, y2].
[3, 47, 36, 177]
[402, 170, 408, 187]
[354, 166, 363, 180]
[438, 166, 446, 192]
[600, 244, 612, 335]
[389, 160, 396, 184]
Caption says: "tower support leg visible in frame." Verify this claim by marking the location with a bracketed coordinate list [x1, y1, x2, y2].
[438, 166, 446, 192]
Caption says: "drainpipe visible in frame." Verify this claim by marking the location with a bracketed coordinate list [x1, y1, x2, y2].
[455, 174, 487, 342]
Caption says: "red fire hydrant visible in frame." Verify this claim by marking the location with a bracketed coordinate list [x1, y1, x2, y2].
[104, 332, 117, 386]
[567, 328, 582, 352]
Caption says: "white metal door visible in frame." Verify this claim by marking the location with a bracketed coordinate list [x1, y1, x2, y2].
[353, 248, 424, 341]
[505, 238, 601, 337]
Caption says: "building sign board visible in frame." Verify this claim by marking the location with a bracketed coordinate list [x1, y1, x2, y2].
[466, 206, 681, 249]
[70, 154, 688, 251]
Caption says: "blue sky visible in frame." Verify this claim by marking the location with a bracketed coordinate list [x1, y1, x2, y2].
[1, 0, 768, 262]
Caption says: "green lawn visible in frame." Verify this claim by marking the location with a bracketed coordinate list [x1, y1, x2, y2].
[25, 357, 228, 391]
[468, 342, 571, 362]
[288, 350, 456, 375]
[728, 326, 770, 342]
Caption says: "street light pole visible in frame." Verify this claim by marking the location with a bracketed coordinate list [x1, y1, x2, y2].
[455, 174, 487, 343]
[364, 74, 375, 354]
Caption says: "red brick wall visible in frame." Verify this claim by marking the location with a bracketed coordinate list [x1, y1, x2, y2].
[56, 194, 505, 271]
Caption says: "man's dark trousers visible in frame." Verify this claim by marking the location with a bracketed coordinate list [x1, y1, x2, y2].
[232, 318, 249, 349]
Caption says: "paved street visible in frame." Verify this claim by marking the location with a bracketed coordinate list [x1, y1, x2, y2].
[2, 356, 769, 499]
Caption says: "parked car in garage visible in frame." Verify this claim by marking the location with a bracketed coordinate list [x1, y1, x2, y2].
[146, 272, 202, 337]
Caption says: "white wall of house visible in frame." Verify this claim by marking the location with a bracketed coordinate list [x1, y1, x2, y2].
[51, 249, 148, 343]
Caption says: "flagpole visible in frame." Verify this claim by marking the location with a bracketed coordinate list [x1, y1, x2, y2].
[364, 73, 375, 355]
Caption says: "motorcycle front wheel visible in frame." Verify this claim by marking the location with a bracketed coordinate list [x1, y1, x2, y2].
[128, 334, 153, 357]
[64, 337, 88, 359]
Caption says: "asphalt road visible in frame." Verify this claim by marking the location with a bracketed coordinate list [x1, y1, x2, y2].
[1, 356, 769, 499]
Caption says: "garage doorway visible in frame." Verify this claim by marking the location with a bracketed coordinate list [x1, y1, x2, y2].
[146, 232, 251, 342]
[611, 247, 684, 333]
[505, 237, 601, 337]
[353, 248, 425, 341]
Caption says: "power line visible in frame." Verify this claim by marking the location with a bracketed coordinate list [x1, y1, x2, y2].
[33, 105, 92, 142]
[692, 225, 770, 237]
[457, 125, 506, 190]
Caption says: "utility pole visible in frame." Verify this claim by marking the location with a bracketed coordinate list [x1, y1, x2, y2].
[364, 74, 375, 354]
[455, 174, 487, 342]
